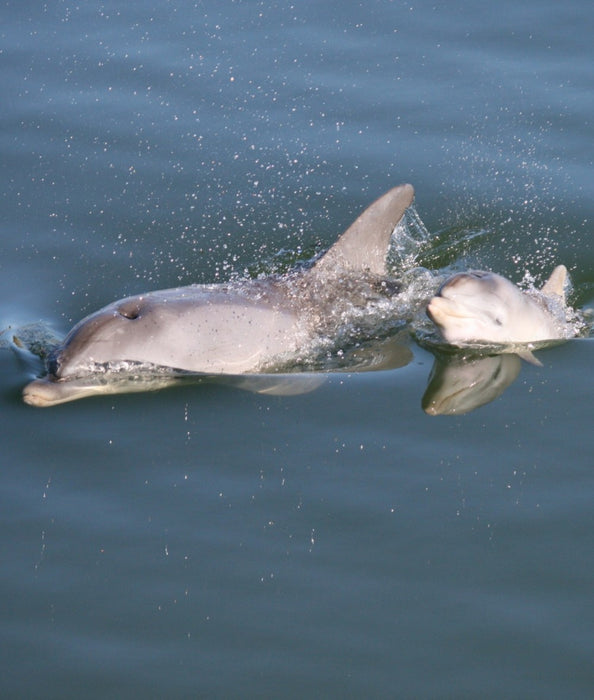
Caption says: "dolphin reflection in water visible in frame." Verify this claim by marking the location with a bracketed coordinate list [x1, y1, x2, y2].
[422, 353, 522, 416]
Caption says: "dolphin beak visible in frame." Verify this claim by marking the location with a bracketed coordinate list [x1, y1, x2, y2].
[426, 297, 440, 322]
[427, 295, 451, 322]
[427, 295, 475, 323]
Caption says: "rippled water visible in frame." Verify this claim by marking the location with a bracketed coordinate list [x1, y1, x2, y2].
[1, 1, 593, 697]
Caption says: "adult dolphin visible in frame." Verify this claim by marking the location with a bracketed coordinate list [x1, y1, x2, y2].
[426, 265, 577, 361]
[23, 184, 414, 406]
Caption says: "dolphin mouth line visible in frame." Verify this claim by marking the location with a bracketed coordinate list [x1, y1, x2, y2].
[47, 376, 65, 383]
[428, 291, 501, 321]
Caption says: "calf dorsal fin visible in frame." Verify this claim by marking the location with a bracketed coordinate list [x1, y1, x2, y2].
[311, 184, 414, 278]
[541, 265, 567, 299]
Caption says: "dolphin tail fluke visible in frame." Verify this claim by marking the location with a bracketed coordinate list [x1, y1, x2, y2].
[541, 264, 567, 299]
[311, 184, 414, 277]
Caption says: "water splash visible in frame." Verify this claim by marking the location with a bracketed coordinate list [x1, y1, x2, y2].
[388, 205, 432, 272]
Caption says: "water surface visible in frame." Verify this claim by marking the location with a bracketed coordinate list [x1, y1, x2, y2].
[1, 1, 593, 697]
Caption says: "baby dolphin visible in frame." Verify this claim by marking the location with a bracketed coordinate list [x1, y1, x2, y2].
[23, 184, 414, 406]
[427, 265, 573, 352]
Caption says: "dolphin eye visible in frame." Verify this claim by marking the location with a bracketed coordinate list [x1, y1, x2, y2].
[117, 300, 142, 319]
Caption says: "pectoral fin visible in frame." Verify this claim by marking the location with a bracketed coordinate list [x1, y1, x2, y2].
[517, 350, 543, 366]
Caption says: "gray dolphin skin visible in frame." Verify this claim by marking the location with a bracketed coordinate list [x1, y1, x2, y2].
[23, 184, 414, 406]
[427, 265, 573, 351]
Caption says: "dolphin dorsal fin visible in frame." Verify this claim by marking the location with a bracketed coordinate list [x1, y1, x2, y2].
[311, 184, 414, 277]
[541, 264, 567, 299]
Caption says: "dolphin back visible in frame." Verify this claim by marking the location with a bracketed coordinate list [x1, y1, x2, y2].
[311, 184, 414, 278]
